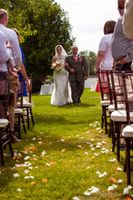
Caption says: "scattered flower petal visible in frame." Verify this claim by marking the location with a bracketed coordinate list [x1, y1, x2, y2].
[109, 177, 117, 184]
[84, 191, 91, 196]
[31, 181, 37, 185]
[24, 170, 30, 174]
[72, 197, 80, 200]
[24, 156, 30, 161]
[17, 188, 22, 192]
[42, 178, 48, 183]
[116, 167, 123, 171]
[117, 179, 123, 183]
[24, 176, 34, 179]
[109, 158, 116, 162]
[41, 150, 46, 157]
[13, 173, 20, 178]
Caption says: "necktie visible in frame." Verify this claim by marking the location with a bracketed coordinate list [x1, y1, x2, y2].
[74, 55, 78, 62]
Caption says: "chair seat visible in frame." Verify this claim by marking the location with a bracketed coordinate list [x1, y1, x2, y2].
[108, 104, 124, 112]
[111, 110, 133, 122]
[101, 100, 110, 106]
[122, 125, 133, 138]
[14, 108, 23, 114]
[0, 119, 9, 128]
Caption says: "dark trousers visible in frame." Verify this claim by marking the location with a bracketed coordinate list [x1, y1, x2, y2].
[70, 80, 84, 103]
[115, 62, 132, 71]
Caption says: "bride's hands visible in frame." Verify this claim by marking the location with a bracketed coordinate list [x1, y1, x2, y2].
[70, 68, 75, 74]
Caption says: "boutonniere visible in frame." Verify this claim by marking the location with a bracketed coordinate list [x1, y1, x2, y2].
[78, 55, 83, 62]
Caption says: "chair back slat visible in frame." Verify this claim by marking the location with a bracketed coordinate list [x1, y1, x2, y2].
[110, 71, 124, 110]
[122, 72, 133, 124]
[97, 70, 112, 102]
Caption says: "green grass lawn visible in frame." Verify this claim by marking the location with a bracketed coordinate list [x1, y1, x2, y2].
[0, 89, 132, 200]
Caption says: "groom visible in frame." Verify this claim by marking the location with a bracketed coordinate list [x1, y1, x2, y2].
[65, 46, 88, 104]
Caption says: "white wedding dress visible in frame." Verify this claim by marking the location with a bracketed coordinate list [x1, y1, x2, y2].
[51, 57, 72, 106]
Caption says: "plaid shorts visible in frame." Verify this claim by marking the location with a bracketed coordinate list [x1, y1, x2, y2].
[0, 72, 9, 117]
[0, 72, 9, 95]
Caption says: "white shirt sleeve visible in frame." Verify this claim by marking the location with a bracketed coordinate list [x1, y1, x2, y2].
[0, 31, 10, 64]
[10, 29, 22, 68]
[98, 36, 107, 52]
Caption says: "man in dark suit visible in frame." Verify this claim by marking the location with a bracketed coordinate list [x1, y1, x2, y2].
[65, 46, 88, 104]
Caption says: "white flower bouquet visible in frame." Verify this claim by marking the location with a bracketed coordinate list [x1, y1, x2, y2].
[51, 60, 64, 72]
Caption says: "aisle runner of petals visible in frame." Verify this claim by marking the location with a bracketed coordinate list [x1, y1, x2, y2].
[2, 121, 133, 199]
[73, 121, 133, 199]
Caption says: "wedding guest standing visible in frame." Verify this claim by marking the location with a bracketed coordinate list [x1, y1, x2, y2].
[0, 9, 30, 142]
[95, 20, 116, 92]
[111, 0, 133, 71]
[95, 20, 116, 72]
[123, 0, 133, 39]
[65, 46, 88, 104]
[51, 45, 72, 106]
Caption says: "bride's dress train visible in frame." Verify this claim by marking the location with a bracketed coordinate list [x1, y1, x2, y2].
[51, 70, 72, 106]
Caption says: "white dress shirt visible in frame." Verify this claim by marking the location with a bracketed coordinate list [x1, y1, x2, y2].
[0, 30, 10, 72]
[0, 24, 22, 68]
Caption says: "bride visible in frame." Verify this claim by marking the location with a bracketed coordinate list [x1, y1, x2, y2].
[51, 45, 72, 106]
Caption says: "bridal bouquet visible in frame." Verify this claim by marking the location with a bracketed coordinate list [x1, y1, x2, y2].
[51, 60, 64, 72]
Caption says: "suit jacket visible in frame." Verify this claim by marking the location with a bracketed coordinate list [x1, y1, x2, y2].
[65, 54, 88, 81]
[123, 0, 133, 39]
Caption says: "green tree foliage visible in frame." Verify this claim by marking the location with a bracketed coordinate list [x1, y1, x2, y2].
[0, 0, 74, 91]
[80, 50, 96, 76]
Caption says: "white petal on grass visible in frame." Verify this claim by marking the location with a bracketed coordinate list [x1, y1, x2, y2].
[13, 173, 20, 178]
[116, 167, 123, 171]
[86, 131, 90, 134]
[84, 186, 100, 196]
[84, 191, 91, 196]
[17, 188, 22, 192]
[96, 127, 101, 131]
[101, 141, 106, 145]
[61, 138, 65, 142]
[98, 172, 107, 178]
[24, 156, 30, 161]
[95, 145, 101, 149]
[84, 151, 89, 155]
[123, 187, 129, 195]
[24, 175, 34, 179]
[90, 139, 94, 142]
[80, 137, 84, 139]
[117, 179, 123, 183]
[41, 150, 46, 157]
[127, 185, 133, 190]
[32, 137, 36, 141]
[24, 170, 30, 174]
[109, 158, 116, 162]
[101, 148, 110, 154]
[91, 147, 95, 151]
[72, 197, 80, 200]
[38, 141, 43, 144]
[94, 153, 99, 157]
[28, 166, 33, 170]
[90, 187, 100, 194]
[97, 142, 102, 146]
[107, 186, 115, 191]
[107, 184, 118, 191]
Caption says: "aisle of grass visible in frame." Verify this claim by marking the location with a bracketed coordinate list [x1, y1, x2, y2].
[0, 89, 132, 200]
